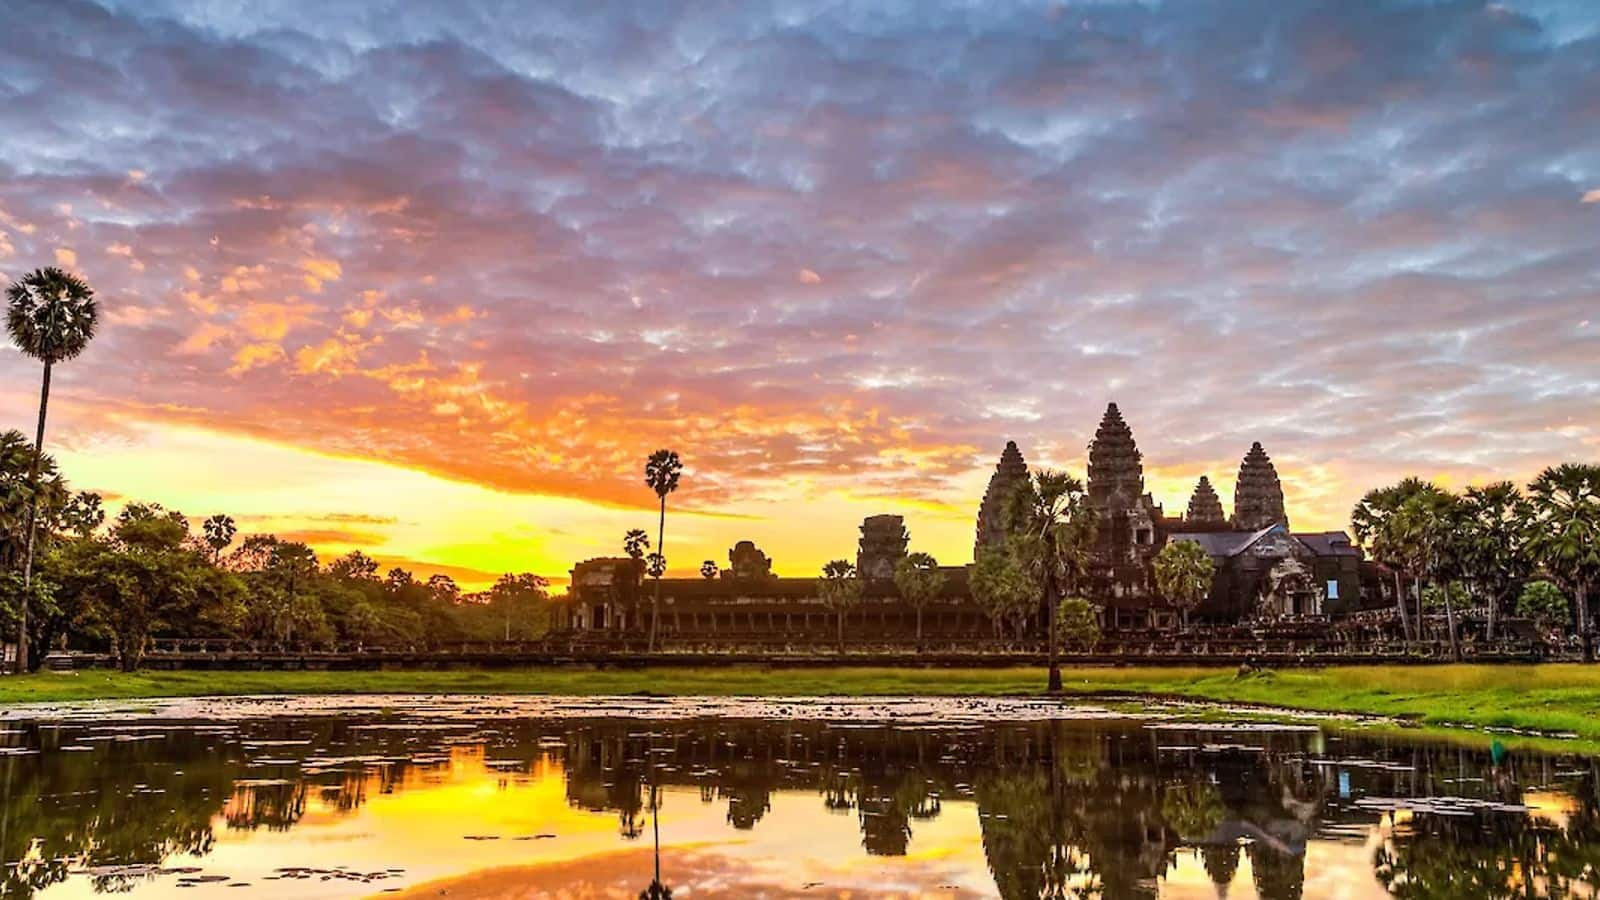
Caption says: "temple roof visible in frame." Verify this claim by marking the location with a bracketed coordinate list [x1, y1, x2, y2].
[1169, 525, 1358, 560]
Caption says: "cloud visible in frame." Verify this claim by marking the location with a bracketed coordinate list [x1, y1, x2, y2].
[1584, 188, 1600, 203]
[0, 0, 1593, 548]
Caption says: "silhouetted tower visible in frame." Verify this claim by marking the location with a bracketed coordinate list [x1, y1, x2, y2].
[1185, 476, 1227, 526]
[974, 441, 1029, 560]
[1232, 442, 1289, 530]
[1087, 403, 1144, 510]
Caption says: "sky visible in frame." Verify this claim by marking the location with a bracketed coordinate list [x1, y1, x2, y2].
[1, 0, 1596, 588]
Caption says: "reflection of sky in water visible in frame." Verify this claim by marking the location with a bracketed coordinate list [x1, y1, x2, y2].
[3, 699, 1595, 899]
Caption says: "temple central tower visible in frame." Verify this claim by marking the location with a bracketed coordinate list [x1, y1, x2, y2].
[1087, 403, 1144, 510]
[1233, 442, 1289, 530]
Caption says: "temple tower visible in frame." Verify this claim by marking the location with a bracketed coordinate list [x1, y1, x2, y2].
[1185, 476, 1227, 525]
[974, 441, 1029, 559]
[1087, 402, 1162, 563]
[858, 514, 909, 581]
[1232, 442, 1289, 530]
[1087, 403, 1144, 510]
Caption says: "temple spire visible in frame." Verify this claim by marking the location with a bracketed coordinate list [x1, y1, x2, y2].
[1087, 402, 1144, 509]
[1186, 475, 1226, 525]
[975, 440, 1028, 559]
[1232, 442, 1289, 530]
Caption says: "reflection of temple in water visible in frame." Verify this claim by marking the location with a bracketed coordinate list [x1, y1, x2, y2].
[0, 715, 1597, 898]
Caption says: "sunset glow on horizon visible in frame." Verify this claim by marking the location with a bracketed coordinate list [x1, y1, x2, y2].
[2, 0, 1596, 587]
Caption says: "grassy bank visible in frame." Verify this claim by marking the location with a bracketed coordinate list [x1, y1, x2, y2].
[2, 664, 1598, 747]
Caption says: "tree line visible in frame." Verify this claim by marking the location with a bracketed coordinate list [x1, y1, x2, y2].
[1352, 469, 1600, 660]
[0, 430, 556, 671]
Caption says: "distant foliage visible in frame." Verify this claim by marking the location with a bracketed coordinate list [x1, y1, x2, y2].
[1516, 581, 1568, 627]
[1054, 597, 1101, 651]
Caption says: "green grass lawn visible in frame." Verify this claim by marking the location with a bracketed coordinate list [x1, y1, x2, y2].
[3, 664, 1598, 748]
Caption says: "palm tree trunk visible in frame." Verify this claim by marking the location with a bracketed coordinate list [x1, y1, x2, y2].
[915, 606, 923, 646]
[837, 608, 844, 651]
[1045, 550, 1061, 693]
[17, 362, 52, 675]
[1486, 583, 1498, 642]
[1393, 570, 1411, 641]
[1579, 583, 1592, 663]
[651, 496, 664, 652]
[1444, 582, 1461, 662]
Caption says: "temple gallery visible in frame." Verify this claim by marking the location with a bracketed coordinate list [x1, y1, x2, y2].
[561, 404, 1371, 639]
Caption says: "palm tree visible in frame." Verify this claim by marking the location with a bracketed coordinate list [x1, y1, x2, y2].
[1006, 470, 1096, 693]
[1393, 483, 1463, 659]
[0, 431, 67, 569]
[202, 514, 237, 563]
[644, 449, 682, 652]
[817, 559, 862, 651]
[1458, 483, 1531, 641]
[1153, 539, 1215, 629]
[624, 529, 650, 562]
[1352, 478, 1432, 640]
[1525, 464, 1600, 661]
[892, 551, 945, 646]
[6, 267, 98, 674]
[699, 560, 718, 580]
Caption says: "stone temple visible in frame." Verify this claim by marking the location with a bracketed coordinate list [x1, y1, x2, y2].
[559, 402, 1369, 640]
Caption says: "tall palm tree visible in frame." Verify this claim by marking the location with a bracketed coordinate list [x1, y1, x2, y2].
[1393, 482, 1462, 659]
[892, 551, 945, 646]
[1352, 478, 1432, 640]
[1459, 483, 1532, 641]
[1525, 464, 1600, 661]
[1007, 470, 1096, 693]
[6, 267, 97, 673]
[817, 559, 862, 651]
[202, 514, 237, 564]
[643, 450, 682, 652]
[1153, 539, 1215, 629]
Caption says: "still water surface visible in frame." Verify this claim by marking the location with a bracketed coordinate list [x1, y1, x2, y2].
[0, 694, 1594, 899]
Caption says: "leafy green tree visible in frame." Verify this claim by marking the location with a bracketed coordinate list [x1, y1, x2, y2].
[1054, 597, 1101, 651]
[644, 449, 683, 652]
[326, 549, 380, 581]
[817, 559, 862, 650]
[6, 267, 98, 673]
[62, 503, 229, 670]
[59, 490, 104, 537]
[231, 535, 326, 645]
[970, 544, 1031, 639]
[892, 551, 945, 645]
[1515, 580, 1568, 629]
[1153, 539, 1215, 628]
[1525, 464, 1600, 661]
[426, 573, 460, 603]
[1007, 470, 1096, 692]
[483, 572, 551, 640]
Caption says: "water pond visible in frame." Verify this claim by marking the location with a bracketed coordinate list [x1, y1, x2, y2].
[0, 694, 1594, 898]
